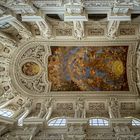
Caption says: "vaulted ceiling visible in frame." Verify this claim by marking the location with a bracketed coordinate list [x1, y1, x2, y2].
[0, 0, 140, 139]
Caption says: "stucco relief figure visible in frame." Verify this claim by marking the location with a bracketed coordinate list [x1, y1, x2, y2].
[37, 103, 46, 118]
[75, 98, 86, 118]
[68, 124, 84, 135]
[9, 20, 32, 39]
[0, 6, 6, 15]
[0, 32, 16, 48]
[0, 64, 9, 78]
[0, 92, 14, 105]
[36, 20, 52, 39]
[16, 98, 24, 109]
[114, 0, 127, 4]
[108, 97, 120, 118]
[5, 0, 27, 5]
[0, 75, 11, 83]
[114, 125, 131, 133]
[15, 0, 28, 4]
[0, 62, 9, 81]
[135, 134, 140, 140]
[73, 21, 84, 40]
[117, 136, 135, 140]
[114, 0, 140, 6]
[0, 66, 5, 72]
[136, 49, 140, 84]
[22, 98, 32, 110]
[0, 86, 4, 96]
[0, 56, 9, 64]
[17, 98, 32, 126]
[32, 75, 46, 93]
[0, 45, 11, 56]
[44, 98, 53, 120]
[107, 20, 120, 39]
[0, 96, 8, 105]
[66, 0, 84, 14]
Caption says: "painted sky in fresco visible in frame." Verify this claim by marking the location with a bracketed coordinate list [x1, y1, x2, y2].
[48, 46, 129, 91]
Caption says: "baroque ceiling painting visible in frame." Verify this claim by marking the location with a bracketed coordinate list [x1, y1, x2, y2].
[22, 62, 40, 76]
[0, 0, 140, 139]
[48, 46, 129, 91]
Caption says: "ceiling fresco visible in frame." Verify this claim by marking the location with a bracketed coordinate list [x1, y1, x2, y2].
[22, 62, 40, 76]
[48, 46, 129, 91]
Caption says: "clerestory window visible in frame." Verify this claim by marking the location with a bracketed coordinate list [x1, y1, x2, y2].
[89, 118, 109, 126]
[0, 109, 13, 118]
[48, 118, 66, 126]
[132, 119, 140, 126]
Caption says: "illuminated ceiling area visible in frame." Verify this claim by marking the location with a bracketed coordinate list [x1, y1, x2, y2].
[0, 0, 140, 140]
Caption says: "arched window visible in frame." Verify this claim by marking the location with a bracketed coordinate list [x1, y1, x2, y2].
[89, 118, 109, 126]
[132, 118, 140, 126]
[0, 109, 13, 118]
[48, 118, 66, 126]
[0, 23, 11, 29]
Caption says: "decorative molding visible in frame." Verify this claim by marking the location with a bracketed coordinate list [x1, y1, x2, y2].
[87, 28, 104, 36]
[56, 103, 73, 110]
[88, 102, 105, 111]
[120, 102, 136, 110]
[0, 1, 139, 137]
[73, 21, 84, 40]
[55, 28, 72, 36]
[119, 27, 135, 36]
[10, 42, 51, 96]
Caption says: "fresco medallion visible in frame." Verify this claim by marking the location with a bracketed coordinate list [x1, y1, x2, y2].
[22, 62, 40, 76]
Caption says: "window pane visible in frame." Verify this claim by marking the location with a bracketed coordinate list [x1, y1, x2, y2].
[0, 109, 13, 117]
[48, 118, 66, 126]
[61, 119, 66, 124]
[104, 120, 108, 124]
[98, 119, 104, 124]
[132, 119, 140, 126]
[89, 118, 109, 126]
[56, 119, 62, 124]
[93, 119, 98, 123]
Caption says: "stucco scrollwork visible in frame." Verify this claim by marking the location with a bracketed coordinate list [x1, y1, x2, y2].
[19, 74, 46, 93]
[120, 102, 136, 110]
[36, 20, 52, 39]
[0, 32, 17, 49]
[75, 97, 86, 118]
[136, 44, 140, 92]
[10, 42, 51, 97]
[56, 28, 72, 36]
[88, 103, 105, 110]
[108, 97, 120, 118]
[120, 27, 135, 35]
[44, 97, 54, 120]
[88, 28, 104, 36]
[8, 19, 32, 39]
[73, 21, 84, 40]
[107, 20, 120, 40]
